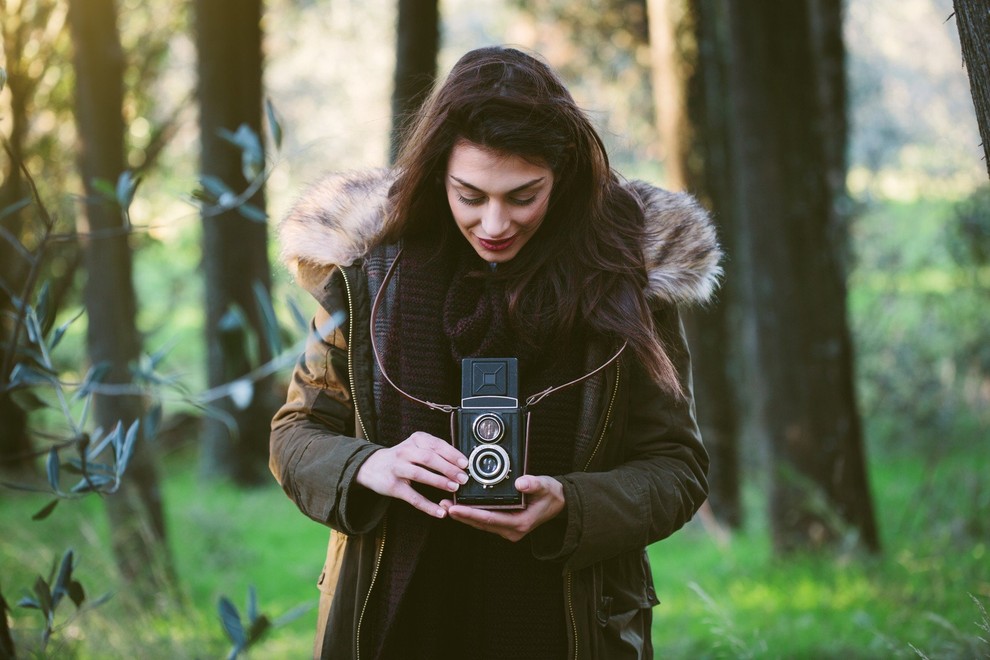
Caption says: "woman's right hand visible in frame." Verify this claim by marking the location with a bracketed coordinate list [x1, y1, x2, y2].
[355, 432, 469, 518]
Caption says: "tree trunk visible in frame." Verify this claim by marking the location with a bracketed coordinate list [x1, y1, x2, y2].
[390, 0, 439, 163]
[725, 0, 879, 553]
[648, 0, 742, 528]
[0, 0, 39, 474]
[194, 0, 274, 485]
[67, 0, 173, 589]
[953, 0, 990, 179]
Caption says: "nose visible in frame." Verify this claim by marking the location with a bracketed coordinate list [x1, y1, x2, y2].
[480, 202, 510, 238]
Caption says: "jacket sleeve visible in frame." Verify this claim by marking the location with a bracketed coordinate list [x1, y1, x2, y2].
[269, 303, 389, 535]
[531, 304, 710, 571]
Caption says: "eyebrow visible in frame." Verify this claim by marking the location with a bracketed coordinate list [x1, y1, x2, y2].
[449, 175, 546, 195]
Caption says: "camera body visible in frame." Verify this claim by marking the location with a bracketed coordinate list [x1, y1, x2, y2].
[454, 357, 528, 509]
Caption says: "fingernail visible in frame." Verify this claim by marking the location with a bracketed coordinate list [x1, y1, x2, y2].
[457, 473, 469, 484]
[447, 481, 459, 491]
[458, 458, 468, 469]
[436, 507, 446, 518]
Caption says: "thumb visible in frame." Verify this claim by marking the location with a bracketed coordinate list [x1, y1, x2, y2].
[515, 475, 544, 492]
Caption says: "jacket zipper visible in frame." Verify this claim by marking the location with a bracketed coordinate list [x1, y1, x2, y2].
[356, 518, 387, 660]
[566, 361, 621, 660]
[337, 266, 370, 440]
[338, 265, 380, 659]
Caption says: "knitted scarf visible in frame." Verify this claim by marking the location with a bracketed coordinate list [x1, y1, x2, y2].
[365, 234, 587, 660]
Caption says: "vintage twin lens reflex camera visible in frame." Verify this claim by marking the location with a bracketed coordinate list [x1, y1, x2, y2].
[454, 357, 528, 509]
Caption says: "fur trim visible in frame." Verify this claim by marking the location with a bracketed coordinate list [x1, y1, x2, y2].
[278, 169, 395, 287]
[279, 170, 721, 304]
[629, 181, 723, 304]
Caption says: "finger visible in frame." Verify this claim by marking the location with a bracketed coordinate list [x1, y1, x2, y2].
[397, 464, 462, 493]
[397, 448, 468, 486]
[394, 483, 447, 519]
[515, 475, 545, 492]
[409, 432, 469, 468]
[447, 505, 510, 527]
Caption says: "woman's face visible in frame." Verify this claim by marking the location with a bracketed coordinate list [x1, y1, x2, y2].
[445, 140, 554, 263]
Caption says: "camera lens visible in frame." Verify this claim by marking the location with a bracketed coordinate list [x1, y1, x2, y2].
[478, 454, 500, 477]
[472, 414, 504, 443]
[467, 445, 510, 486]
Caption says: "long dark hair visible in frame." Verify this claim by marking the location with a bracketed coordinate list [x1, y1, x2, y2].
[386, 46, 681, 396]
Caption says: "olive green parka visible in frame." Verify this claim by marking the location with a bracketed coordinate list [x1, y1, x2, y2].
[270, 169, 722, 659]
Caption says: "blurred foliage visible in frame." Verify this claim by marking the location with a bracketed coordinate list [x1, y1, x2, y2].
[849, 193, 990, 453]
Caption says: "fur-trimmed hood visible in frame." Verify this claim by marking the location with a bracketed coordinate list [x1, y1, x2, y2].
[279, 169, 721, 304]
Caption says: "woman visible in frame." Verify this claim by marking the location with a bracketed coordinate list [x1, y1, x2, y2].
[272, 46, 721, 660]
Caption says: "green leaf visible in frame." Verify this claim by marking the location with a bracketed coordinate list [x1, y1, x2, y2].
[17, 597, 40, 610]
[219, 124, 264, 181]
[265, 98, 283, 150]
[33, 577, 53, 617]
[143, 402, 163, 441]
[0, 196, 31, 222]
[218, 305, 248, 334]
[90, 177, 117, 204]
[32, 499, 59, 521]
[73, 362, 112, 401]
[87, 425, 120, 462]
[50, 309, 85, 351]
[246, 614, 271, 645]
[46, 448, 60, 492]
[9, 363, 56, 388]
[199, 174, 235, 201]
[287, 297, 309, 332]
[273, 601, 314, 627]
[69, 474, 115, 494]
[116, 420, 140, 477]
[218, 596, 246, 647]
[116, 171, 141, 210]
[236, 202, 268, 223]
[52, 551, 74, 609]
[66, 580, 85, 608]
[35, 283, 55, 339]
[252, 281, 281, 356]
[64, 458, 114, 476]
[247, 585, 259, 623]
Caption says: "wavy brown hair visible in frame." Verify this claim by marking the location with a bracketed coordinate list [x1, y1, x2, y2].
[385, 46, 681, 396]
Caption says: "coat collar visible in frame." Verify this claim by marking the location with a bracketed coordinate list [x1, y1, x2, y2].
[279, 169, 722, 305]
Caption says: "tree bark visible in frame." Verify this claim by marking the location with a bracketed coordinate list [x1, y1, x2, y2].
[725, 0, 879, 553]
[195, 0, 275, 485]
[0, 0, 42, 473]
[390, 0, 439, 163]
[67, 0, 173, 588]
[953, 0, 990, 179]
[648, 0, 742, 528]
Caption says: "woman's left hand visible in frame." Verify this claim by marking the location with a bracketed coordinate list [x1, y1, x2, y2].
[441, 475, 565, 542]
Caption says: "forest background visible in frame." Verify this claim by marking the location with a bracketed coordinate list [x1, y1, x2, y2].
[0, 0, 988, 657]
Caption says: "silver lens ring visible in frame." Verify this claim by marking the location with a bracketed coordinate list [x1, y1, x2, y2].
[472, 413, 504, 443]
[467, 444, 511, 486]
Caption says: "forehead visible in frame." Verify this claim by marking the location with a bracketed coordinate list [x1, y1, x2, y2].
[446, 140, 551, 187]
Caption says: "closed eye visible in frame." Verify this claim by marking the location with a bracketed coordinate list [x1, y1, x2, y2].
[457, 194, 485, 207]
[509, 196, 537, 206]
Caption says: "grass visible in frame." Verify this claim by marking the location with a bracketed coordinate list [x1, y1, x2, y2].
[1, 434, 987, 659]
[0, 449, 327, 658]
[648, 445, 989, 659]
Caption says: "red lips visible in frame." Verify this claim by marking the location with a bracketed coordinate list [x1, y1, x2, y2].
[477, 236, 517, 252]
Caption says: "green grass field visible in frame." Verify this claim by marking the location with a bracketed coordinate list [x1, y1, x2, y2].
[1, 435, 986, 659]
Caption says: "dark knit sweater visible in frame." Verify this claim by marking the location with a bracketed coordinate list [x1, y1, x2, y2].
[366, 235, 587, 660]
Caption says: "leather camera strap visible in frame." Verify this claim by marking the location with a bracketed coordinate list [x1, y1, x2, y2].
[368, 248, 626, 413]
